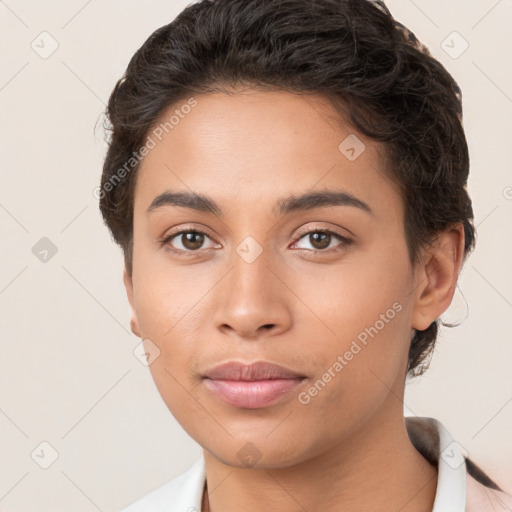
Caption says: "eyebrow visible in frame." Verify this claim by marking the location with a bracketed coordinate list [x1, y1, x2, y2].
[146, 189, 373, 217]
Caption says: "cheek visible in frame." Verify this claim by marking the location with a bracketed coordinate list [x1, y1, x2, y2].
[146, 355, 216, 445]
[294, 247, 412, 408]
[295, 308, 410, 447]
[294, 242, 410, 350]
[131, 257, 205, 398]
[132, 247, 211, 338]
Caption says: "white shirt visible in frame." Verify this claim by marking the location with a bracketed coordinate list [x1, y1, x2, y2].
[120, 417, 511, 511]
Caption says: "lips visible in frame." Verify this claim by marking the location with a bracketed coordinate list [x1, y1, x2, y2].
[202, 361, 306, 409]
[203, 360, 305, 381]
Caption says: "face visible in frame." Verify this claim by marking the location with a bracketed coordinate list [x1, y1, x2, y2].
[124, 89, 431, 469]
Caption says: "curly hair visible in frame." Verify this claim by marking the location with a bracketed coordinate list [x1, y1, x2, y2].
[98, 0, 476, 378]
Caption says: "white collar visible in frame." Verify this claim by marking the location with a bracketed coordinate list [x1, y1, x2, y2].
[120, 416, 467, 511]
[405, 416, 467, 511]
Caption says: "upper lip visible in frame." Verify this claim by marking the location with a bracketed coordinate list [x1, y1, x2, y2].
[203, 361, 306, 381]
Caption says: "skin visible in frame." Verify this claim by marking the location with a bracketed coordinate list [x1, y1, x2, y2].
[123, 89, 465, 512]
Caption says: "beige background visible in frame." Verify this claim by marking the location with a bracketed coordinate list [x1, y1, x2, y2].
[0, 0, 511, 510]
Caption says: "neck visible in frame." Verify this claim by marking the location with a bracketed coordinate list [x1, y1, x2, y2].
[201, 408, 438, 512]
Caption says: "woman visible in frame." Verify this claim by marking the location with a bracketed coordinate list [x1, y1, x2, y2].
[98, 0, 512, 510]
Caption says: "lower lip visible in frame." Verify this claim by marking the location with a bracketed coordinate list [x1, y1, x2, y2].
[203, 378, 305, 409]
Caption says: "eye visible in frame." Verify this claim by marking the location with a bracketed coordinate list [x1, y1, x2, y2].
[162, 229, 218, 253]
[160, 227, 352, 255]
[291, 228, 352, 253]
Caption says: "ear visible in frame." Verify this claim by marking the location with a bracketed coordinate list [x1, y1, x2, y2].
[123, 266, 141, 338]
[411, 224, 466, 332]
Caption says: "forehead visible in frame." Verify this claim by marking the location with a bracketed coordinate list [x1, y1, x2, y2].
[134, 89, 402, 221]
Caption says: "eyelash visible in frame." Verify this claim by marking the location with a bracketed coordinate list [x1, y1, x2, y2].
[293, 228, 353, 253]
[159, 227, 353, 256]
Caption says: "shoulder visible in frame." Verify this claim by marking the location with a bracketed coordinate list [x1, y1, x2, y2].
[466, 473, 512, 512]
[405, 415, 512, 512]
[119, 457, 205, 511]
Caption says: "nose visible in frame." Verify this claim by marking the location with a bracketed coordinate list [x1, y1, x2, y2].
[212, 243, 292, 340]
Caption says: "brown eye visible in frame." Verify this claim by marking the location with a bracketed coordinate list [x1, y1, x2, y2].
[309, 232, 331, 250]
[180, 231, 205, 250]
[163, 229, 217, 253]
[293, 229, 352, 253]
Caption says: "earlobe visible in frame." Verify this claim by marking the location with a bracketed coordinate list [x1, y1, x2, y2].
[411, 224, 465, 332]
[123, 266, 141, 338]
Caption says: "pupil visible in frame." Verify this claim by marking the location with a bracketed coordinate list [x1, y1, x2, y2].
[311, 232, 330, 249]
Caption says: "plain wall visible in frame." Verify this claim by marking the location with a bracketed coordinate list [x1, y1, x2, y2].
[0, 0, 511, 510]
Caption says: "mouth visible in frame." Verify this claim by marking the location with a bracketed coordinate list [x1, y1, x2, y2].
[202, 360, 307, 409]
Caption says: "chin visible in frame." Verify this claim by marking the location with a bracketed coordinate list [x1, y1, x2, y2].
[203, 435, 312, 470]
